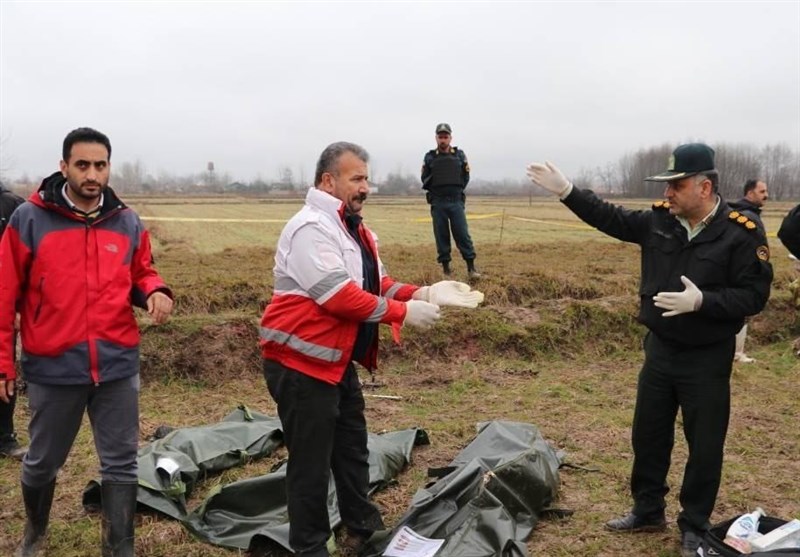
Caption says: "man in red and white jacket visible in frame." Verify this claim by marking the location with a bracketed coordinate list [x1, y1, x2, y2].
[0, 127, 173, 557]
[260, 142, 483, 556]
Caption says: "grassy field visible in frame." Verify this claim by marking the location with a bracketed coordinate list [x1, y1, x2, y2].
[0, 196, 797, 557]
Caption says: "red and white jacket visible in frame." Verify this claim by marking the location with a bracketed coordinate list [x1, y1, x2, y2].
[260, 187, 419, 384]
[0, 172, 171, 384]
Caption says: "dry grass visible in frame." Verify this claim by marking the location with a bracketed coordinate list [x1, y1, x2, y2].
[1, 197, 798, 557]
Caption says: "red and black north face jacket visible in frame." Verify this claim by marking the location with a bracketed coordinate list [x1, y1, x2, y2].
[0, 172, 172, 384]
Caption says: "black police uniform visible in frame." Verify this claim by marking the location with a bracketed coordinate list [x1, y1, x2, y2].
[562, 187, 773, 535]
[421, 147, 477, 269]
[728, 198, 764, 232]
[778, 203, 800, 258]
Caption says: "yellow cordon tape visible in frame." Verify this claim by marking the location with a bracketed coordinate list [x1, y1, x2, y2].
[140, 216, 288, 223]
[140, 213, 592, 229]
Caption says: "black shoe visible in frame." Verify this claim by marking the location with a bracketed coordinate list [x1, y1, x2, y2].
[466, 259, 481, 279]
[680, 530, 704, 557]
[0, 434, 27, 460]
[605, 512, 667, 533]
[442, 262, 452, 276]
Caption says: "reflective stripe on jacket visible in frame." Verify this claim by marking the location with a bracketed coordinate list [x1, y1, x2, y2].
[259, 187, 418, 384]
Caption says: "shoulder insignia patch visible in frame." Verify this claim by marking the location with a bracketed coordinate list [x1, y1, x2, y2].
[756, 245, 770, 262]
[652, 200, 671, 210]
[729, 210, 758, 231]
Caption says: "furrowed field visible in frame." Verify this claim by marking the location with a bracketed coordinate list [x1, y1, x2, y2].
[1, 195, 797, 557]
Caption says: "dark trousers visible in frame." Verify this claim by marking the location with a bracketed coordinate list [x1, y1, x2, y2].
[263, 360, 383, 556]
[630, 333, 734, 534]
[0, 332, 18, 440]
[22, 375, 140, 487]
[430, 199, 476, 264]
[0, 391, 16, 439]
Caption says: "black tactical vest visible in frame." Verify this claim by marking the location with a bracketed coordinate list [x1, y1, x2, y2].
[429, 151, 464, 187]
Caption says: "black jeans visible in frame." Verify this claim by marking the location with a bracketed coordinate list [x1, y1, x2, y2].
[630, 333, 734, 534]
[263, 360, 383, 556]
[430, 198, 476, 264]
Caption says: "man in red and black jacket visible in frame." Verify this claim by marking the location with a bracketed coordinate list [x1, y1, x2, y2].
[0, 127, 173, 557]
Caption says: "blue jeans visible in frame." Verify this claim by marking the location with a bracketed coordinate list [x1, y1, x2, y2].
[430, 198, 476, 264]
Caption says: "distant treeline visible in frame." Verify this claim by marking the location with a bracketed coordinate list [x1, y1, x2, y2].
[5, 142, 798, 200]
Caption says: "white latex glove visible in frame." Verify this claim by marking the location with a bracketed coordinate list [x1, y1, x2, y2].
[525, 161, 572, 198]
[413, 281, 485, 309]
[404, 300, 441, 329]
[653, 276, 703, 317]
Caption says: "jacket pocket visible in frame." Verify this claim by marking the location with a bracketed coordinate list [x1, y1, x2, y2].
[640, 233, 679, 295]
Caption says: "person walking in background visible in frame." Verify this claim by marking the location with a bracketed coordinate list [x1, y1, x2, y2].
[260, 141, 483, 556]
[728, 179, 769, 363]
[0, 127, 174, 557]
[421, 123, 481, 279]
[526, 143, 772, 557]
[0, 182, 26, 460]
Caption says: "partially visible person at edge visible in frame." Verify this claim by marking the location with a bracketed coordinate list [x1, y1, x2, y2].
[259, 141, 484, 557]
[526, 143, 772, 557]
[0, 127, 174, 557]
[0, 182, 26, 460]
[421, 123, 481, 279]
[728, 178, 769, 363]
[778, 202, 800, 356]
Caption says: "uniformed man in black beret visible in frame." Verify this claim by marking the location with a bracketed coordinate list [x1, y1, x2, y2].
[421, 123, 480, 279]
[526, 143, 773, 557]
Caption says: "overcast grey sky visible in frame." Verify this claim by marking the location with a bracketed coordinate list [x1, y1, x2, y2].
[1, 1, 799, 184]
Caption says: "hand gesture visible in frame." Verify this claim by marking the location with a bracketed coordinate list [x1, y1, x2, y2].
[525, 161, 572, 197]
[653, 276, 703, 317]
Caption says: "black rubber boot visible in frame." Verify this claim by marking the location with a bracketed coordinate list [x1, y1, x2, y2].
[15, 479, 56, 557]
[442, 261, 452, 276]
[101, 481, 138, 557]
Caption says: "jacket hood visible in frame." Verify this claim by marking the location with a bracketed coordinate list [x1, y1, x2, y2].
[32, 171, 126, 215]
[728, 198, 763, 215]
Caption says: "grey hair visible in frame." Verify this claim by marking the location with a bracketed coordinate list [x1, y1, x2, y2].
[696, 170, 719, 193]
[314, 142, 369, 186]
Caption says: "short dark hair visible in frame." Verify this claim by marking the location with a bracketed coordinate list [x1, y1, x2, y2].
[62, 127, 112, 162]
[314, 142, 369, 186]
[743, 179, 761, 196]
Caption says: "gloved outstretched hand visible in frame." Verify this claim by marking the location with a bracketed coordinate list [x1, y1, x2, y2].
[404, 300, 441, 329]
[413, 281, 485, 309]
[653, 275, 703, 317]
[525, 161, 572, 197]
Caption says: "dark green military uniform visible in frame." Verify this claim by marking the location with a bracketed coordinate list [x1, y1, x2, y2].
[421, 145, 476, 270]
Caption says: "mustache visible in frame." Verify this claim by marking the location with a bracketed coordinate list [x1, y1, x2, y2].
[355, 192, 367, 202]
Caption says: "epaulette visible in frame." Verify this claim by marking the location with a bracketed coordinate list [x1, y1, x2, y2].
[728, 211, 759, 231]
[652, 200, 671, 210]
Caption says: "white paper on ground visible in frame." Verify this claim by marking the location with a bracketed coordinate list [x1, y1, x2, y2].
[383, 526, 445, 557]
